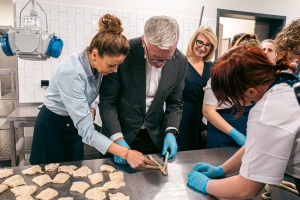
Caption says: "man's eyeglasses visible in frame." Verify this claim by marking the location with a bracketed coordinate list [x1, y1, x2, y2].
[195, 40, 213, 50]
[144, 44, 176, 63]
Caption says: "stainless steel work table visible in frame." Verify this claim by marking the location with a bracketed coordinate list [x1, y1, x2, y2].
[0, 147, 299, 200]
[6, 103, 41, 166]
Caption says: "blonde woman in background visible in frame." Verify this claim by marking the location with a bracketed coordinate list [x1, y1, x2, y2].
[178, 26, 217, 151]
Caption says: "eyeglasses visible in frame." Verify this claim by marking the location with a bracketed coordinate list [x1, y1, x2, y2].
[195, 40, 213, 50]
[144, 44, 176, 63]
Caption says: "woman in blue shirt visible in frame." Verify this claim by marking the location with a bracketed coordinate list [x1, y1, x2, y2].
[30, 14, 154, 168]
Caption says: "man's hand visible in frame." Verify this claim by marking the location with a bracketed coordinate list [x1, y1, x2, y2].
[162, 133, 178, 159]
[193, 163, 225, 178]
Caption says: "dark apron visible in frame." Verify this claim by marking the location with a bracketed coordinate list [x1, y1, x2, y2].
[30, 105, 84, 164]
[206, 105, 253, 148]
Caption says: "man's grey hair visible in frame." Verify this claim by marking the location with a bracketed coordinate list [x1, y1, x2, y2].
[144, 15, 180, 49]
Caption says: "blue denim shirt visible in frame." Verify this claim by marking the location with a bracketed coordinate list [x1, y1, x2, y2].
[44, 50, 112, 154]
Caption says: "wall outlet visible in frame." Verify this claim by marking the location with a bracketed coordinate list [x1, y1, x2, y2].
[41, 80, 49, 88]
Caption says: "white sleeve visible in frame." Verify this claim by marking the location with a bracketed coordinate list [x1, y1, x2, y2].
[203, 79, 218, 106]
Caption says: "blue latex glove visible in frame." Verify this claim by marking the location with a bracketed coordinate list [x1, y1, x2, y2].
[188, 171, 211, 193]
[193, 163, 225, 178]
[228, 128, 246, 146]
[162, 133, 178, 159]
[114, 140, 130, 165]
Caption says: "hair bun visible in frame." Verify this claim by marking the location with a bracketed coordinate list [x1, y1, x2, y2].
[98, 14, 123, 34]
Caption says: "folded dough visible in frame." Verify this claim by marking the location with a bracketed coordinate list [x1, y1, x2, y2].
[0, 168, 13, 178]
[2, 175, 26, 187]
[109, 171, 124, 181]
[100, 165, 116, 173]
[36, 188, 58, 200]
[58, 165, 77, 175]
[109, 192, 130, 200]
[52, 173, 70, 184]
[22, 165, 44, 175]
[72, 166, 92, 177]
[16, 194, 34, 200]
[0, 184, 8, 193]
[87, 173, 103, 185]
[103, 179, 125, 190]
[45, 163, 59, 172]
[32, 174, 52, 187]
[70, 181, 90, 194]
[85, 187, 107, 200]
[57, 197, 73, 200]
[10, 185, 37, 196]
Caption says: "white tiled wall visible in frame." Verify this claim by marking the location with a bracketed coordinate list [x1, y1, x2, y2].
[15, 0, 216, 103]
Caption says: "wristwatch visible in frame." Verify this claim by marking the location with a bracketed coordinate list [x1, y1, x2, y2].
[166, 129, 179, 138]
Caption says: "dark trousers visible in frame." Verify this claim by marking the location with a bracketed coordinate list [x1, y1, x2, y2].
[130, 129, 160, 155]
[30, 105, 83, 164]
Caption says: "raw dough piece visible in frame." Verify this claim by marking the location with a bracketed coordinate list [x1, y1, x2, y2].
[58, 165, 77, 175]
[0, 184, 8, 193]
[45, 163, 59, 172]
[0, 168, 13, 178]
[2, 175, 26, 187]
[70, 181, 90, 194]
[109, 171, 124, 181]
[16, 194, 34, 200]
[32, 174, 52, 186]
[52, 173, 70, 184]
[72, 166, 92, 177]
[22, 165, 44, 175]
[57, 198, 73, 200]
[87, 173, 103, 185]
[103, 179, 125, 190]
[10, 185, 37, 196]
[109, 192, 130, 200]
[85, 187, 107, 200]
[100, 165, 116, 173]
[36, 188, 58, 200]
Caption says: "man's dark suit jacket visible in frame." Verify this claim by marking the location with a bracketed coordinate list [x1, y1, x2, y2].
[100, 37, 188, 151]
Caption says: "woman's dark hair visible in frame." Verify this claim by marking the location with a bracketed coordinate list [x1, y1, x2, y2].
[87, 14, 129, 57]
[231, 33, 246, 47]
[211, 45, 295, 117]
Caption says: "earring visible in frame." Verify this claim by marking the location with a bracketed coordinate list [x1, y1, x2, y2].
[251, 97, 256, 104]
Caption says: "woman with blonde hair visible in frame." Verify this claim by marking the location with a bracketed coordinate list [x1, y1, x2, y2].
[178, 26, 217, 151]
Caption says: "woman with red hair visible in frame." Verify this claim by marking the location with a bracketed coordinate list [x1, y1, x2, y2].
[187, 18, 300, 198]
